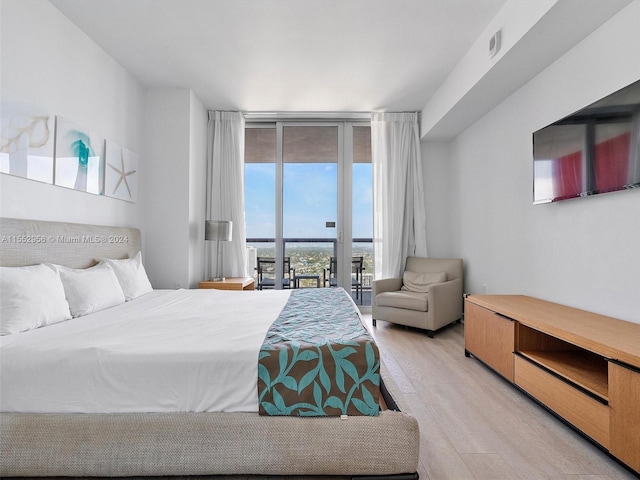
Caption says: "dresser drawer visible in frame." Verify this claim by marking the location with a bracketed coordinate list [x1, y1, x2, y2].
[514, 355, 610, 448]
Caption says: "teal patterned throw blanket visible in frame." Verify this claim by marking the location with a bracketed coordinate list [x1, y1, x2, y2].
[258, 288, 380, 416]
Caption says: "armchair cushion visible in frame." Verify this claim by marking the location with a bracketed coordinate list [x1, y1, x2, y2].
[376, 290, 428, 312]
[401, 271, 447, 293]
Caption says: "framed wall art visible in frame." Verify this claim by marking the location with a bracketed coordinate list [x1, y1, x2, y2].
[54, 116, 104, 195]
[105, 140, 138, 203]
[0, 91, 55, 184]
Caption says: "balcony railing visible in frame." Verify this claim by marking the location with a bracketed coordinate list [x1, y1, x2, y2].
[246, 237, 373, 304]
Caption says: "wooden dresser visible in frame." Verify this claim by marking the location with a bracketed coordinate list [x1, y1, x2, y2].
[464, 295, 640, 474]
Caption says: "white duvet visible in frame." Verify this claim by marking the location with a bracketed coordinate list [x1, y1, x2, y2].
[0, 288, 291, 413]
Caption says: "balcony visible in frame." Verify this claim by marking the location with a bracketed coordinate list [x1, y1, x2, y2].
[246, 237, 372, 306]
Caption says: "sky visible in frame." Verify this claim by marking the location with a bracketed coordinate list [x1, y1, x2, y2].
[244, 162, 373, 239]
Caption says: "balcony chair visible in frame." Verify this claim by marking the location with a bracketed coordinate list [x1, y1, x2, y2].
[256, 257, 295, 290]
[323, 256, 364, 303]
[372, 257, 463, 337]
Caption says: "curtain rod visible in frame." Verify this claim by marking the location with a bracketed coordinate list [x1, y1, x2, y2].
[243, 111, 373, 121]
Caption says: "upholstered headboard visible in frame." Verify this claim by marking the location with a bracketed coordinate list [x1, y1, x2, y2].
[0, 218, 141, 268]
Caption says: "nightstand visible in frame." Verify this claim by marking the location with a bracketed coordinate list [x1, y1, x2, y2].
[198, 277, 255, 291]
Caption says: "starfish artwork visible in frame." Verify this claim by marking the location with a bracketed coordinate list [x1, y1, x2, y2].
[108, 150, 136, 199]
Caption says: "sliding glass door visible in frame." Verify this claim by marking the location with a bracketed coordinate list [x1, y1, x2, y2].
[283, 125, 338, 289]
[245, 121, 372, 307]
[244, 126, 277, 277]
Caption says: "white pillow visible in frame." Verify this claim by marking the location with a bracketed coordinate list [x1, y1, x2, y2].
[401, 271, 447, 293]
[55, 263, 125, 317]
[100, 251, 152, 301]
[0, 264, 71, 335]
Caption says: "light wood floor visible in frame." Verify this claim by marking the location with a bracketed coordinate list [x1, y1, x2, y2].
[367, 316, 638, 480]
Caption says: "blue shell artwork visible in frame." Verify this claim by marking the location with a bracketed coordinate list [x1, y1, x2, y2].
[66, 130, 94, 191]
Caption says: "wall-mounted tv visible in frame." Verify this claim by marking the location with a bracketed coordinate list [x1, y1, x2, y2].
[533, 79, 640, 204]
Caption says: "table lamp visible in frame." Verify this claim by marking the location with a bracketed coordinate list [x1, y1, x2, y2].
[205, 220, 232, 281]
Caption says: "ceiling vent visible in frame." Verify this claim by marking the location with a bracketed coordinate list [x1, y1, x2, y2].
[489, 30, 501, 58]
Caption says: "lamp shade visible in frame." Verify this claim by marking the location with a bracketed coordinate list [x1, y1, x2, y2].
[205, 220, 232, 242]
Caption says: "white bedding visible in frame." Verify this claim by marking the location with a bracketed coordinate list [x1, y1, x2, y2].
[0, 288, 291, 413]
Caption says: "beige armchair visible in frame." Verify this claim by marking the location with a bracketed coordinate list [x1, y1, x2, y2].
[372, 257, 463, 337]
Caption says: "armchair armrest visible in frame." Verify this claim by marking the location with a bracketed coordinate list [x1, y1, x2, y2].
[372, 277, 403, 297]
[428, 278, 463, 324]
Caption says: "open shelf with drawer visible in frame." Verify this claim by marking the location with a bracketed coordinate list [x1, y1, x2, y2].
[464, 295, 640, 474]
[516, 323, 609, 403]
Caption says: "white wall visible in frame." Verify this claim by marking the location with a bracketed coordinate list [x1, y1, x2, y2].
[188, 92, 208, 287]
[142, 88, 191, 288]
[443, 0, 640, 323]
[142, 88, 207, 289]
[422, 141, 453, 257]
[0, 0, 144, 227]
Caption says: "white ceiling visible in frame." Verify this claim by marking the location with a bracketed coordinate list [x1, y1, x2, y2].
[49, 0, 508, 113]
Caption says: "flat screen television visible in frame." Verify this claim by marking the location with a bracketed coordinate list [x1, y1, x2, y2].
[533, 79, 640, 204]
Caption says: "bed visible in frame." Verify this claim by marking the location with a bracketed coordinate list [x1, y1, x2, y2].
[0, 217, 419, 478]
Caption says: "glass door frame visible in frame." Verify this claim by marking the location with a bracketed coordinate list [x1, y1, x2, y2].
[345, 121, 372, 312]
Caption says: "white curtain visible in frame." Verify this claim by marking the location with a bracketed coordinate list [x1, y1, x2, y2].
[206, 111, 247, 278]
[371, 112, 427, 279]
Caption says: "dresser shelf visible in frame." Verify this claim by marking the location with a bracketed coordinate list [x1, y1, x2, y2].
[517, 350, 608, 402]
